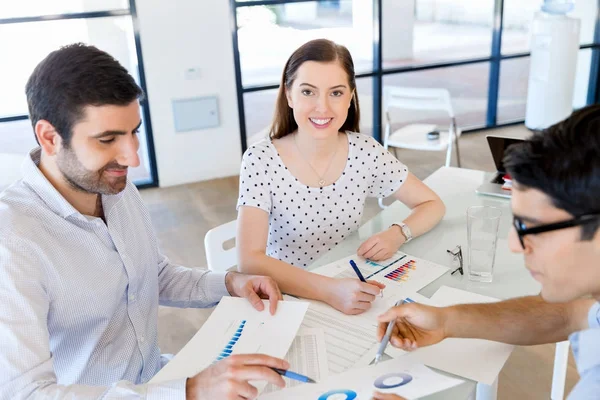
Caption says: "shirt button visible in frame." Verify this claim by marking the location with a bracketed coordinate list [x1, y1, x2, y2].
[139, 336, 145, 343]
[129, 294, 135, 301]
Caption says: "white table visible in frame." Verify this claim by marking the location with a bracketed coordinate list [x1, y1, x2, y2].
[310, 167, 542, 400]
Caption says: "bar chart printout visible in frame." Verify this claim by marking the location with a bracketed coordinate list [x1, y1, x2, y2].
[214, 319, 247, 363]
[384, 259, 417, 282]
[150, 297, 308, 385]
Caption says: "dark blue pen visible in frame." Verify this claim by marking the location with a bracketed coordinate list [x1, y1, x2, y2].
[349, 259, 367, 282]
[350, 259, 384, 297]
[271, 368, 316, 383]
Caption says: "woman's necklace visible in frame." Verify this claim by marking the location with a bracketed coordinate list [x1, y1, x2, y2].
[294, 133, 339, 187]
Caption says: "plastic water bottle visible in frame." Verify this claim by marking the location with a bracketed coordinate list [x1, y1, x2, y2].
[541, 0, 574, 15]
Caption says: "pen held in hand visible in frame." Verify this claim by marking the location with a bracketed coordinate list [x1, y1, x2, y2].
[271, 368, 316, 383]
[374, 299, 404, 365]
[350, 259, 384, 297]
[349, 259, 367, 282]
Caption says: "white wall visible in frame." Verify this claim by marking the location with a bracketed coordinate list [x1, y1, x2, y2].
[136, 0, 242, 187]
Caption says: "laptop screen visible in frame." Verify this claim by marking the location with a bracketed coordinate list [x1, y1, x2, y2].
[486, 136, 525, 173]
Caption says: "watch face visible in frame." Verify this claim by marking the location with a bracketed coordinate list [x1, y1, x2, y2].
[401, 224, 412, 241]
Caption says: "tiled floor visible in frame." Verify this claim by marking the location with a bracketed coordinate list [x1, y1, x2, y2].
[142, 124, 579, 399]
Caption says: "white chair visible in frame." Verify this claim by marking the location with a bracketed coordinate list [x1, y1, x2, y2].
[247, 125, 271, 147]
[379, 86, 463, 209]
[551, 341, 570, 400]
[204, 220, 238, 272]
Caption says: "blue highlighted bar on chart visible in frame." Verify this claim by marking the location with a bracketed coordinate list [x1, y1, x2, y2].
[213, 320, 247, 364]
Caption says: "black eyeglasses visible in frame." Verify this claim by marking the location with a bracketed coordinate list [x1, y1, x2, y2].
[513, 213, 600, 249]
[447, 245, 463, 276]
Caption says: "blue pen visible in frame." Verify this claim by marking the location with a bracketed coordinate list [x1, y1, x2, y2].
[349, 259, 367, 282]
[271, 368, 316, 383]
[350, 259, 384, 297]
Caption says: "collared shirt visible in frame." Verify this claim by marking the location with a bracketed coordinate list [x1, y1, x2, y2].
[568, 301, 600, 399]
[0, 148, 230, 399]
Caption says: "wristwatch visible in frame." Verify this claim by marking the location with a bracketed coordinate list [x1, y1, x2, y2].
[392, 222, 413, 243]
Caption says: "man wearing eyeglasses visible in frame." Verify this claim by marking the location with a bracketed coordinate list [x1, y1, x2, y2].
[373, 105, 600, 400]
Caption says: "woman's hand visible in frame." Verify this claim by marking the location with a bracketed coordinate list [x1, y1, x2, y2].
[325, 278, 386, 315]
[357, 226, 405, 261]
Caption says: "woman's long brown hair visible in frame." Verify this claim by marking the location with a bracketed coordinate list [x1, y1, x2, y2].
[269, 39, 360, 140]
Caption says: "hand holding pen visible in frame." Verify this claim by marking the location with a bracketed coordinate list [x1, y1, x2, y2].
[376, 301, 447, 353]
[325, 260, 386, 315]
[188, 354, 296, 400]
[271, 368, 316, 383]
[374, 299, 404, 364]
[350, 259, 384, 298]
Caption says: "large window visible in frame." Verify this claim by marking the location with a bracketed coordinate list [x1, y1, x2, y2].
[0, 1, 157, 191]
[232, 0, 600, 152]
[383, 63, 491, 129]
[238, 1, 373, 88]
[383, 0, 495, 68]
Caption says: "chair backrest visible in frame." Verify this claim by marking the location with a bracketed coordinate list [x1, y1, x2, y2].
[384, 86, 455, 118]
[204, 220, 238, 272]
[247, 125, 271, 147]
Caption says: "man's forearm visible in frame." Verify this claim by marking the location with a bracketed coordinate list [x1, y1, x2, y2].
[445, 296, 594, 345]
[158, 254, 230, 307]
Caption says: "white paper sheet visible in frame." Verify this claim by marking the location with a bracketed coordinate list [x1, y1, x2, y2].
[430, 286, 500, 306]
[262, 328, 329, 394]
[300, 299, 382, 375]
[310, 252, 407, 280]
[311, 251, 449, 302]
[369, 253, 449, 298]
[150, 297, 309, 387]
[385, 286, 515, 385]
[297, 252, 448, 376]
[259, 354, 464, 400]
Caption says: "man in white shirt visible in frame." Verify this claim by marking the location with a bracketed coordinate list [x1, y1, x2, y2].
[0, 43, 288, 399]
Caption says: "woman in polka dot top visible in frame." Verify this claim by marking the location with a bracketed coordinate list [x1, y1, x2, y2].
[236, 39, 445, 315]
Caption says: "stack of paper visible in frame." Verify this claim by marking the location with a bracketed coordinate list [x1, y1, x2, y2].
[259, 354, 464, 399]
[311, 251, 449, 302]
[293, 252, 449, 376]
[150, 297, 309, 389]
[300, 299, 384, 375]
[262, 328, 329, 394]
[385, 286, 515, 385]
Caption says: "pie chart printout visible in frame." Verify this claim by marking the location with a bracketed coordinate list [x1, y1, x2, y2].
[317, 372, 414, 399]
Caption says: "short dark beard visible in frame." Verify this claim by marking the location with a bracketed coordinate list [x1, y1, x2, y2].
[56, 147, 127, 196]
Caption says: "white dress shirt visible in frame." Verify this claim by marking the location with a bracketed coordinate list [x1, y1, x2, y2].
[0, 148, 229, 399]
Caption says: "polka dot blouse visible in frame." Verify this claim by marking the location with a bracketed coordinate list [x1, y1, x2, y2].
[237, 131, 409, 269]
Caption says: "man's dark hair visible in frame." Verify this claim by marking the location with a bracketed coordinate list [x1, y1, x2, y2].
[25, 43, 143, 147]
[504, 104, 600, 240]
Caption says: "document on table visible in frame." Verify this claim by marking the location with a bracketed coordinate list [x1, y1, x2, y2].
[297, 252, 449, 376]
[385, 286, 515, 385]
[300, 299, 381, 375]
[150, 297, 309, 388]
[262, 328, 329, 394]
[311, 251, 449, 302]
[310, 252, 406, 280]
[259, 353, 464, 400]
